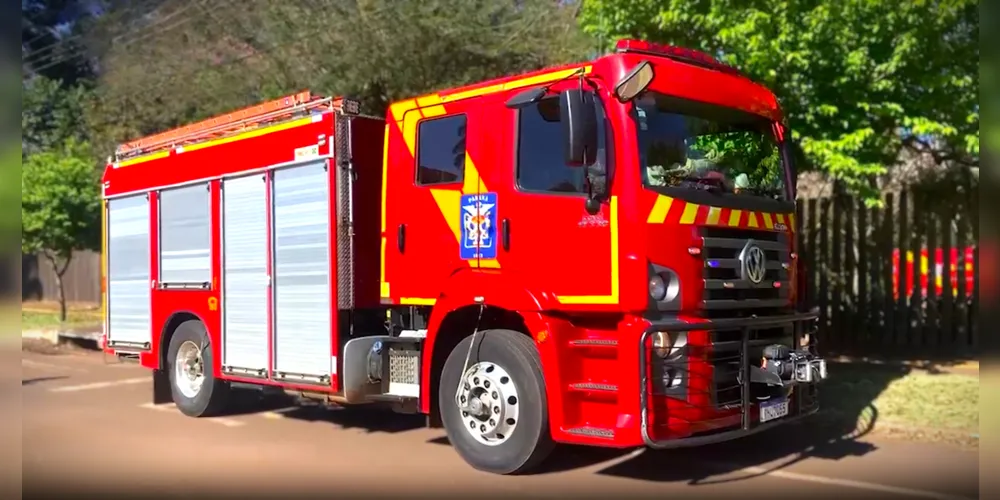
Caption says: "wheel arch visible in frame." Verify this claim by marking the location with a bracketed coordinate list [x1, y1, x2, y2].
[419, 270, 566, 432]
[157, 310, 208, 371]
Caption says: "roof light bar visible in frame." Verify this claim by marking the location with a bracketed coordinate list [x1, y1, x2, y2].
[614, 39, 744, 77]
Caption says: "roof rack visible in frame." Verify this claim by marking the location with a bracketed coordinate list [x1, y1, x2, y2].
[114, 91, 341, 161]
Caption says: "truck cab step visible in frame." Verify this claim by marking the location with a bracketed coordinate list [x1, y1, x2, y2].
[565, 426, 616, 439]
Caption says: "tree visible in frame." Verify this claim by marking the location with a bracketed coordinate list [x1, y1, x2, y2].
[22, 75, 92, 159]
[22, 138, 102, 322]
[84, 0, 591, 155]
[579, 0, 979, 203]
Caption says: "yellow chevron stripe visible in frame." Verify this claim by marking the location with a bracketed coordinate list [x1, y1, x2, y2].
[706, 206, 722, 225]
[679, 202, 699, 224]
[728, 209, 742, 227]
[647, 195, 673, 223]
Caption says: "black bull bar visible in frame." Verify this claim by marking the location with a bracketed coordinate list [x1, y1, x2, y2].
[638, 310, 824, 449]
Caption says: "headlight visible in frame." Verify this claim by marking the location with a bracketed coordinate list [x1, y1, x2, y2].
[649, 274, 666, 301]
[651, 331, 687, 358]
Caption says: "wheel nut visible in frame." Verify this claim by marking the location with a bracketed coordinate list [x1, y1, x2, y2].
[494, 406, 500, 414]
[489, 419, 495, 426]
[484, 380, 490, 388]
[491, 391, 498, 399]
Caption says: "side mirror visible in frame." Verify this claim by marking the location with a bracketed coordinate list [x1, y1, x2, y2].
[613, 61, 655, 102]
[559, 89, 598, 167]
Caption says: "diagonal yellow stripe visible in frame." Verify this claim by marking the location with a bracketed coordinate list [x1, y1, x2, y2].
[679, 202, 699, 224]
[728, 210, 742, 226]
[647, 195, 673, 223]
[706, 206, 722, 225]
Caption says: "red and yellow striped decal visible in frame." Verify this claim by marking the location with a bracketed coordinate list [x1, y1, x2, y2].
[646, 194, 796, 233]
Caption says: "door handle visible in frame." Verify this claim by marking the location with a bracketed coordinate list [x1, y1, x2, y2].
[501, 218, 510, 251]
[397, 224, 406, 253]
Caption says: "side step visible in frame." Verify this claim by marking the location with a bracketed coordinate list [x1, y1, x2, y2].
[565, 426, 616, 439]
[568, 382, 618, 393]
[569, 339, 618, 348]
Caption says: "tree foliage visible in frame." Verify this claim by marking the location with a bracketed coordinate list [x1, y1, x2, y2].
[85, 0, 591, 155]
[22, 75, 92, 159]
[580, 0, 979, 202]
[22, 138, 102, 319]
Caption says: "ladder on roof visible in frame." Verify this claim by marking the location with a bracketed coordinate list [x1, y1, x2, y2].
[114, 91, 342, 161]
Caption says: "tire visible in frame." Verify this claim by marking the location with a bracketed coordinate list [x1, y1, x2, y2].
[166, 319, 231, 417]
[438, 329, 555, 475]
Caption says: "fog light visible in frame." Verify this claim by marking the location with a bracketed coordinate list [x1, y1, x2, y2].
[649, 274, 667, 301]
[651, 331, 687, 358]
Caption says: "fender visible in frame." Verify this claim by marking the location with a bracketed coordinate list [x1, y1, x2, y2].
[419, 268, 569, 435]
[147, 309, 213, 373]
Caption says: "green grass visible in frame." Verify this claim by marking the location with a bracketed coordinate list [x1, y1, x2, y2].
[20, 303, 102, 332]
[820, 362, 979, 440]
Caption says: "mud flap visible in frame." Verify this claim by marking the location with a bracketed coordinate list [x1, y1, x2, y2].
[152, 369, 172, 404]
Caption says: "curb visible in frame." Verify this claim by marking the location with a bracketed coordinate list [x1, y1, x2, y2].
[22, 329, 103, 350]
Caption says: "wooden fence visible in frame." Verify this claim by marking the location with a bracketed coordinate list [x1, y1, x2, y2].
[22, 251, 102, 304]
[795, 189, 979, 358]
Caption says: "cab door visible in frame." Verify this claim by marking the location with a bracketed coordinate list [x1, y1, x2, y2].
[494, 86, 619, 308]
[382, 100, 483, 305]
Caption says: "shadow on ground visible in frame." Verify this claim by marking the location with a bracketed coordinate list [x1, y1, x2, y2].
[217, 390, 426, 434]
[193, 359, 951, 482]
[22, 376, 69, 386]
[420, 360, 927, 482]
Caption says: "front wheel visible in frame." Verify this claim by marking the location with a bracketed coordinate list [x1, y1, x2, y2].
[438, 329, 555, 475]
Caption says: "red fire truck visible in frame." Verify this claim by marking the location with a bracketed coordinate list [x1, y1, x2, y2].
[100, 39, 828, 474]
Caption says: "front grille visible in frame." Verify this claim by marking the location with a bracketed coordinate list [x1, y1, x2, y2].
[700, 226, 791, 313]
[708, 326, 793, 409]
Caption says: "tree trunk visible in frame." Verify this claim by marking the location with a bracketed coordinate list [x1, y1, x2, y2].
[55, 271, 67, 323]
[43, 251, 73, 323]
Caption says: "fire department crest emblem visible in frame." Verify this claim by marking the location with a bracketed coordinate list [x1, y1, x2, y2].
[460, 192, 498, 260]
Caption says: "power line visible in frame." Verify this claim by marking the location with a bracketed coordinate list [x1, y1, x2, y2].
[23, 0, 202, 73]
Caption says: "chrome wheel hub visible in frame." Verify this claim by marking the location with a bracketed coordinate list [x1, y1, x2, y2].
[174, 340, 205, 399]
[456, 362, 519, 446]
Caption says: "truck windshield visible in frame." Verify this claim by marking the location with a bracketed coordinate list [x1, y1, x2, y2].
[633, 91, 787, 201]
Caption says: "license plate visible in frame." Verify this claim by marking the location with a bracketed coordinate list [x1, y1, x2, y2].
[760, 397, 789, 423]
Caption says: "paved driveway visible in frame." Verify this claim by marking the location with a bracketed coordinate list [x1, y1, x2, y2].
[15, 344, 979, 499]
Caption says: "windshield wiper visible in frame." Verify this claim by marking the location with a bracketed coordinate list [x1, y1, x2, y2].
[674, 176, 727, 194]
[738, 185, 783, 199]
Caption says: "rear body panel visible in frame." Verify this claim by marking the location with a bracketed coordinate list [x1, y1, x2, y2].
[102, 110, 386, 392]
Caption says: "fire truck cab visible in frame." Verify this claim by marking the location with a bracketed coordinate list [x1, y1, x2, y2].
[101, 39, 828, 475]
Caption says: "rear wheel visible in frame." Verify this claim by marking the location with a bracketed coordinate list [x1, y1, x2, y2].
[438, 329, 555, 475]
[167, 319, 230, 417]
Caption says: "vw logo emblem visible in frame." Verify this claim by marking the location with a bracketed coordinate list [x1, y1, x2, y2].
[740, 242, 767, 284]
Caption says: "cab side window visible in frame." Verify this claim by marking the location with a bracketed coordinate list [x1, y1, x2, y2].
[516, 95, 606, 194]
[415, 114, 467, 185]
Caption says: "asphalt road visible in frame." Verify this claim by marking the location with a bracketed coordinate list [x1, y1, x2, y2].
[16, 343, 980, 499]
